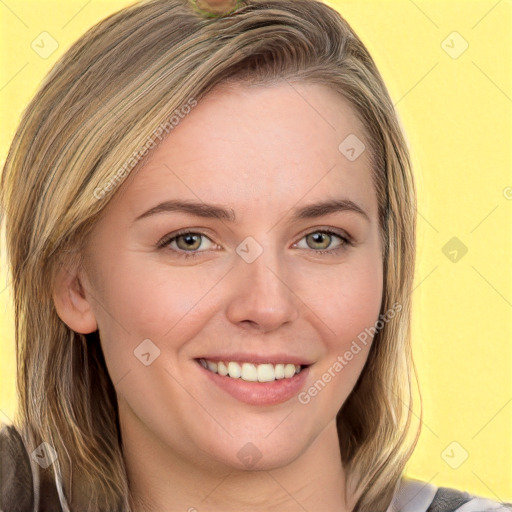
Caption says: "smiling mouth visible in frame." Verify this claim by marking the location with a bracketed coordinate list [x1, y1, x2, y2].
[195, 358, 309, 383]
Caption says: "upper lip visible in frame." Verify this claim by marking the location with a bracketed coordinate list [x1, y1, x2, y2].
[196, 353, 314, 366]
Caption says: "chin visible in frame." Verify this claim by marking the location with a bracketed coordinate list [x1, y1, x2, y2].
[198, 430, 309, 472]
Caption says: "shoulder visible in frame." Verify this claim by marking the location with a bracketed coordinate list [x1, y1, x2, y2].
[386, 476, 512, 512]
[0, 422, 34, 511]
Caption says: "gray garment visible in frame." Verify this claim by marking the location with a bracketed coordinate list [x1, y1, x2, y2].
[0, 424, 62, 512]
[1, 424, 34, 511]
[386, 476, 512, 512]
[2, 422, 511, 511]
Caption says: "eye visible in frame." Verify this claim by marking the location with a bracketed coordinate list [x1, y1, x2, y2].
[294, 229, 351, 254]
[157, 230, 216, 258]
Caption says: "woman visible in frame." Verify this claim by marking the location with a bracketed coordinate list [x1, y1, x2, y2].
[0, 0, 510, 511]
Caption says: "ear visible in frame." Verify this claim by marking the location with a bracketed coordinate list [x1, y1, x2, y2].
[52, 253, 98, 334]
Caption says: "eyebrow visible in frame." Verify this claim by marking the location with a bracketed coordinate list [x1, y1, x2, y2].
[134, 198, 370, 223]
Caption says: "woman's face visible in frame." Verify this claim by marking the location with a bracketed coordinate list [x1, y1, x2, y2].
[74, 81, 383, 472]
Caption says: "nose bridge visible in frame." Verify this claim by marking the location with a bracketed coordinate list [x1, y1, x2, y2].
[225, 237, 300, 331]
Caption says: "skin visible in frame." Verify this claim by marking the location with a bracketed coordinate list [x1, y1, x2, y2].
[53, 81, 383, 512]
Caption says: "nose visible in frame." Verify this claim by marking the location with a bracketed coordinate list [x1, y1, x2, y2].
[225, 248, 300, 333]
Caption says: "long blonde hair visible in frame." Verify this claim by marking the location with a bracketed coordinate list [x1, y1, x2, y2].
[0, 1, 418, 510]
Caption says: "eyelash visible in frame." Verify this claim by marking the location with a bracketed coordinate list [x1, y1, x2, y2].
[156, 228, 353, 260]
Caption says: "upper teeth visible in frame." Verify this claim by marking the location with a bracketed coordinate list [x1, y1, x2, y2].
[198, 359, 302, 382]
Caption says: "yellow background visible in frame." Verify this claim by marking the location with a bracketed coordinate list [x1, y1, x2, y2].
[1, 0, 511, 502]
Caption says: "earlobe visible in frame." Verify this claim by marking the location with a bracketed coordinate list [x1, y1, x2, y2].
[52, 259, 98, 335]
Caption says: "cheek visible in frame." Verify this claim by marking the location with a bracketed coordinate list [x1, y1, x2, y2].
[298, 259, 382, 414]
[303, 251, 383, 347]
[336, 263, 382, 340]
[88, 254, 226, 375]
[299, 252, 381, 404]
[92, 249, 212, 329]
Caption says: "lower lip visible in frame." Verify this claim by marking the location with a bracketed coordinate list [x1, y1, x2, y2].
[196, 361, 310, 406]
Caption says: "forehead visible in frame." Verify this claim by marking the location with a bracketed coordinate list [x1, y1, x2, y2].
[117, 81, 377, 219]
